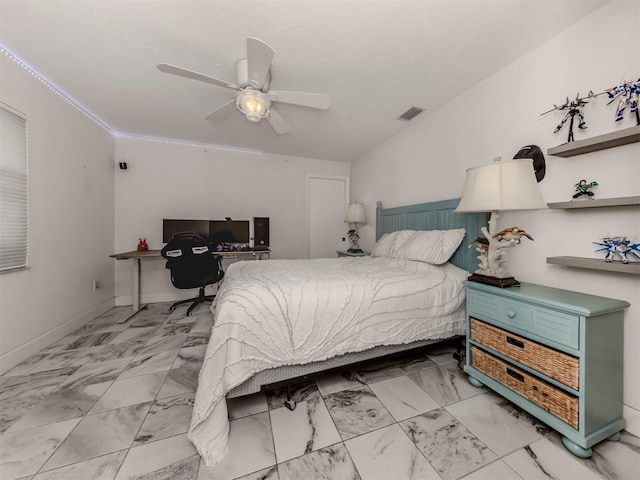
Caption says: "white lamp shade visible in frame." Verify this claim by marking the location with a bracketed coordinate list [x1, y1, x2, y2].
[344, 202, 366, 224]
[455, 159, 547, 212]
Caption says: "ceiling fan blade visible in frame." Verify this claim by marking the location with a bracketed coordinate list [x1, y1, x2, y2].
[267, 108, 291, 135]
[204, 100, 237, 122]
[246, 38, 274, 89]
[268, 91, 330, 110]
[157, 63, 240, 90]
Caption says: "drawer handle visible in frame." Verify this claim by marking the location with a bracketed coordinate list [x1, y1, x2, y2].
[506, 310, 516, 318]
[506, 368, 525, 382]
[506, 336, 525, 348]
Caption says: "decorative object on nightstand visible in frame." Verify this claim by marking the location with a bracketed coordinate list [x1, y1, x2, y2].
[344, 201, 366, 253]
[572, 179, 598, 199]
[464, 281, 629, 458]
[455, 157, 547, 288]
[594, 236, 640, 263]
[337, 250, 369, 258]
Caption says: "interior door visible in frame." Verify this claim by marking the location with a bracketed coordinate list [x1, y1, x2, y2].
[308, 176, 349, 258]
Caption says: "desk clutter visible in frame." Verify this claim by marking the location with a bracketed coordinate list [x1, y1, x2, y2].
[216, 242, 250, 252]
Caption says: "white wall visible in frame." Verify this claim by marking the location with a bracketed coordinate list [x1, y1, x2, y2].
[113, 138, 350, 305]
[0, 55, 116, 372]
[351, 1, 640, 435]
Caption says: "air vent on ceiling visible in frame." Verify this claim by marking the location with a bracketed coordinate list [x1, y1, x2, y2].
[398, 106, 424, 121]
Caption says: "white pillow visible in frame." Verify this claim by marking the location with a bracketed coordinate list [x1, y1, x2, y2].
[371, 230, 416, 257]
[371, 232, 397, 257]
[391, 230, 416, 254]
[394, 228, 466, 265]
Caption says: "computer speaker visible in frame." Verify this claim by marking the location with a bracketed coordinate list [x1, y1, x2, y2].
[253, 217, 269, 249]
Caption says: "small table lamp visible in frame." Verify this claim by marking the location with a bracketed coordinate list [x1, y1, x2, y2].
[344, 202, 366, 253]
[455, 157, 547, 287]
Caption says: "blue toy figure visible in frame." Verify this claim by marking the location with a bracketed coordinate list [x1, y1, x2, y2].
[604, 77, 640, 125]
[594, 236, 640, 263]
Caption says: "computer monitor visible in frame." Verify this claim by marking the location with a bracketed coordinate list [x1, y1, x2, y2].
[209, 220, 250, 246]
[162, 219, 210, 243]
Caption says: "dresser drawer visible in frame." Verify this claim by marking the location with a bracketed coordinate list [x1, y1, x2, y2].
[471, 346, 579, 429]
[470, 319, 579, 389]
[467, 289, 580, 349]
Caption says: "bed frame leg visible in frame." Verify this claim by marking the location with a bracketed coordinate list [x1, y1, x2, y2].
[452, 338, 466, 368]
[284, 385, 297, 411]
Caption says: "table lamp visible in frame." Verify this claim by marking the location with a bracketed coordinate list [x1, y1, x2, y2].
[455, 157, 547, 287]
[344, 202, 366, 253]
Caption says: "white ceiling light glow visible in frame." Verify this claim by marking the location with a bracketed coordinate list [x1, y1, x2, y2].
[235, 89, 271, 123]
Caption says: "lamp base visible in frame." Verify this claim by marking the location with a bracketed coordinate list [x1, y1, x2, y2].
[468, 273, 520, 288]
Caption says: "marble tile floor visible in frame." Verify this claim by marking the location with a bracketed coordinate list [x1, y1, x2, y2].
[1, 302, 638, 480]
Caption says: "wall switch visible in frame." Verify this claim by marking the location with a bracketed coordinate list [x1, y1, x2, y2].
[92, 280, 99, 292]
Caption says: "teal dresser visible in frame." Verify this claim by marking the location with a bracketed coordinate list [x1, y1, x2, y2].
[464, 281, 629, 458]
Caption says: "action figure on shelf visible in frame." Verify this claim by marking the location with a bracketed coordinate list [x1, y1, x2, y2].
[604, 77, 640, 125]
[594, 236, 640, 263]
[572, 179, 599, 199]
[540, 91, 602, 143]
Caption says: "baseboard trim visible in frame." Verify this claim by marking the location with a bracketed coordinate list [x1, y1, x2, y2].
[623, 404, 640, 437]
[0, 298, 115, 375]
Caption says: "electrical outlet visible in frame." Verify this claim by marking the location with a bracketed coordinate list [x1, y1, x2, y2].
[92, 280, 98, 292]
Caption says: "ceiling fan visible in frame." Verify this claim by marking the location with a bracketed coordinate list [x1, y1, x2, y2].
[157, 37, 330, 135]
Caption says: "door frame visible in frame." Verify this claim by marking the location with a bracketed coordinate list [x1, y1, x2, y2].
[306, 174, 350, 259]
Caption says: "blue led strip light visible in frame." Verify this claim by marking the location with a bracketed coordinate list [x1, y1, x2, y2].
[1, 44, 263, 155]
[1, 44, 114, 132]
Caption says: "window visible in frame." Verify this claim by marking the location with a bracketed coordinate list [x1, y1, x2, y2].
[0, 104, 28, 272]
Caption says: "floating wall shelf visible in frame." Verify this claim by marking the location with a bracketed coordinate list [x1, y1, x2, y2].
[547, 196, 640, 209]
[546, 256, 640, 275]
[547, 125, 640, 157]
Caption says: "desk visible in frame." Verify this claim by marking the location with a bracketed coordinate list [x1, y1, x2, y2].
[110, 249, 270, 320]
[110, 250, 163, 320]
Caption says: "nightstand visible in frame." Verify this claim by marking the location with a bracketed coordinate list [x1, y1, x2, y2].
[463, 280, 629, 458]
[337, 251, 369, 257]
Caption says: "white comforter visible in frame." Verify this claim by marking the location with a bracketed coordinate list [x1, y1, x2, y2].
[188, 256, 468, 466]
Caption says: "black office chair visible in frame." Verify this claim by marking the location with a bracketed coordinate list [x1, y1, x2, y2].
[161, 232, 225, 316]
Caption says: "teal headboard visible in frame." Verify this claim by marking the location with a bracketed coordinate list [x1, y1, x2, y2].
[376, 198, 489, 273]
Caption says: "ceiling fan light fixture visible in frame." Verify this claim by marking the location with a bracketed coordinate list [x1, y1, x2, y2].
[236, 89, 270, 123]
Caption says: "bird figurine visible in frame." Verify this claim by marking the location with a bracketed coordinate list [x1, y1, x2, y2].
[492, 227, 534, 244]
[468, 237, 489, 254]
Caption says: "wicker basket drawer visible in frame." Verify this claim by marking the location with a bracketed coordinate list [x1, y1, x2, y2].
[471, 346, 579, 429]
[470, 318, 580, 390]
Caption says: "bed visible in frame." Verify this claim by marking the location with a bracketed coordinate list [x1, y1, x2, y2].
[189, 198, 488, 466]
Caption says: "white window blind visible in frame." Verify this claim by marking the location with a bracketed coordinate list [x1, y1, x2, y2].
[0, 105, 28, 272]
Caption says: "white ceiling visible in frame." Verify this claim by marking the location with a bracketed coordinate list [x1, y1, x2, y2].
[0, 0, 607, 162]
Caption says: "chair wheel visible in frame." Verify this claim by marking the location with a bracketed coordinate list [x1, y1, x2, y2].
[284, 399, 297, 411]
